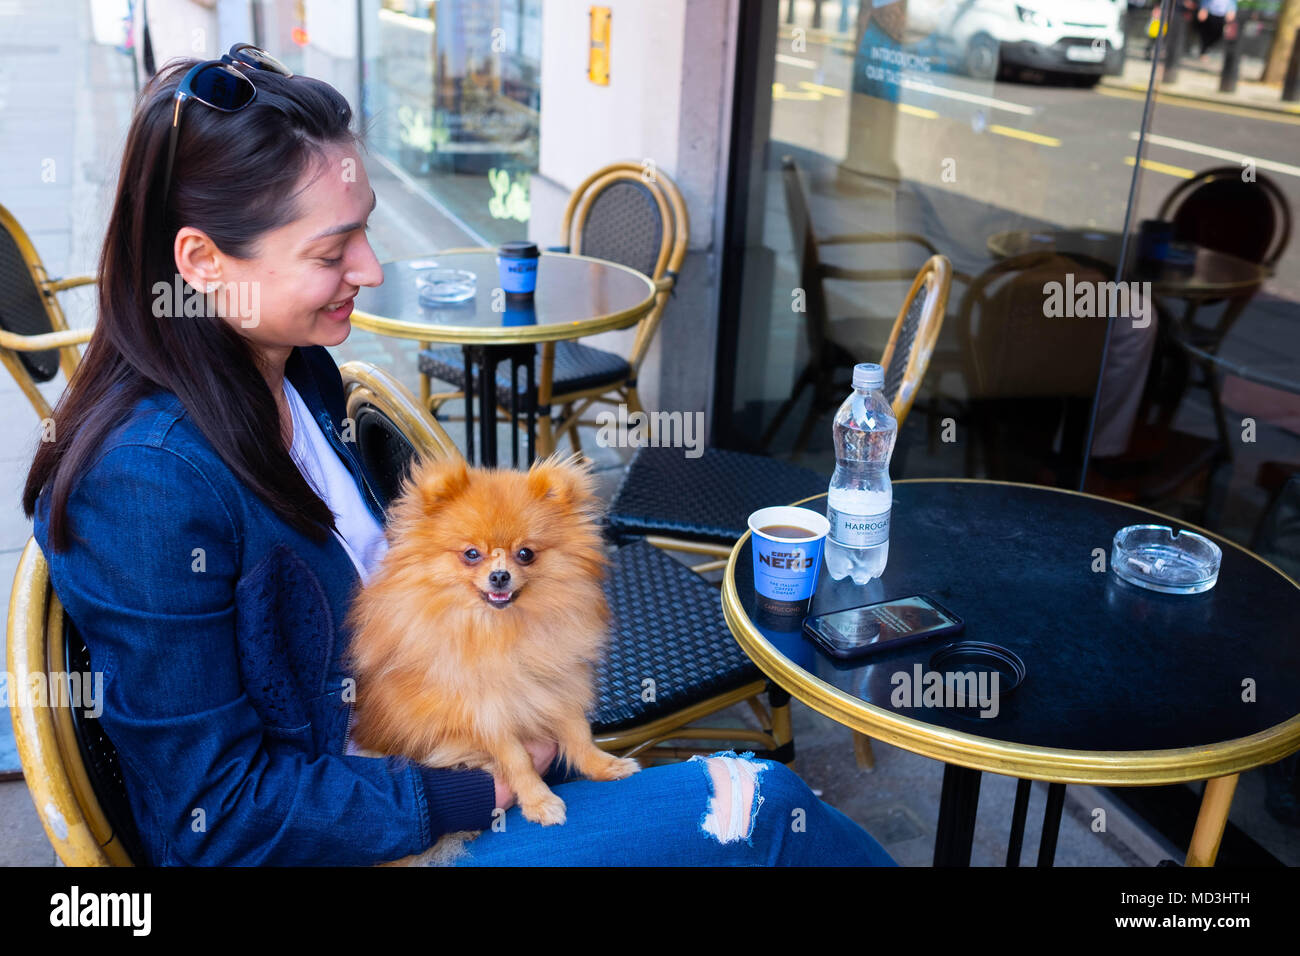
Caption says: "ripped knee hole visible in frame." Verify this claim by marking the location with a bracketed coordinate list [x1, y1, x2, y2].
[696, 753, 768, 844]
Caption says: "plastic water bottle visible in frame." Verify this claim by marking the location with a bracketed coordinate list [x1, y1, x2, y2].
[825, 363, 897, 584]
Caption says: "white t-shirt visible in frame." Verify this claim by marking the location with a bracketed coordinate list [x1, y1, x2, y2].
[283, 378, 389, 585]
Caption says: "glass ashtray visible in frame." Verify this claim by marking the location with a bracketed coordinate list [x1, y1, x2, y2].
[1111, 524, 1221, 595]
[416, 268, 476, 304]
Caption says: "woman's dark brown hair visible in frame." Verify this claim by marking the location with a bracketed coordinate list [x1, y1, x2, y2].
[24, 59, 359, 550]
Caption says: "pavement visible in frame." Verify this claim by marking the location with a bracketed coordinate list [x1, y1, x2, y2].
[0, 0, 1250, 869]
[1103, 45, 1300, 118]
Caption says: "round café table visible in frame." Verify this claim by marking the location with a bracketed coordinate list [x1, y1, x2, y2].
[352, 250, 659, 467]
[721, 479, 1300, 867]
[986, 228, 1271, 302]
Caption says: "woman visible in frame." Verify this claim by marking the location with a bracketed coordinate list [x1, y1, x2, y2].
[23, 49, 896, 867]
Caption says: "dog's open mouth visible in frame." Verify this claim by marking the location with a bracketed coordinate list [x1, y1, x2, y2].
[482, 589, 517, 609]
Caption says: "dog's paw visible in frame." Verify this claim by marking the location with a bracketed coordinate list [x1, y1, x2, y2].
[587, 755, 641, 781]
[520, 792, 567, 826]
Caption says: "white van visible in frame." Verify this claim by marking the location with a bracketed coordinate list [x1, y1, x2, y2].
[908, 0, 1127, 81]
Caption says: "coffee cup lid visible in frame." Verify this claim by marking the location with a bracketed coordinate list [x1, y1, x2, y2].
[498, 241, 540, 259]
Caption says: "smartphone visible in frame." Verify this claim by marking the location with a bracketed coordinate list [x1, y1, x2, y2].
[803, 594, 964, 661]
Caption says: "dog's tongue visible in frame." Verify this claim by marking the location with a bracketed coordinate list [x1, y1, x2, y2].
[489, 591, 511, 602]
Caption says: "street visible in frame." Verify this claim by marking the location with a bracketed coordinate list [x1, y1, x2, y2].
[770, 36, 1300, 302]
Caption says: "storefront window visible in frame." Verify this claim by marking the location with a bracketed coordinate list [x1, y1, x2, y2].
[718, 0, 1300, 864]
[362, 0, 541, 242]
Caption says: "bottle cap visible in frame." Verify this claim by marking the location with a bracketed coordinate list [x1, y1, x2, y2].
[853, 363, 884, 391]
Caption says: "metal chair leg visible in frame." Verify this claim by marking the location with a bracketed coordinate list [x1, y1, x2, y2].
[853, 732, 876, 772]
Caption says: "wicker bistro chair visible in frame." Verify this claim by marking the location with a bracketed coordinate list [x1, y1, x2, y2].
[1152, 166, 1288, 349]
[0, 202, 95, 419]
[417, 162, 689, 459]
[340, 360, 461, 509]
[1156, 165, 1289, 272]
[761, 156, 965, 454]
[608, 254, 954, 575]
[8, 538, 144, 865]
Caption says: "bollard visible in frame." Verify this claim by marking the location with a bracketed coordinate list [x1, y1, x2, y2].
[1220, 33, 1240, 93]
[1163, 5, 1184, 85]
[1284, 26, 1300, 102]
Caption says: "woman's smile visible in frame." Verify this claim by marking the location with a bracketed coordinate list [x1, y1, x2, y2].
[321, 295, 356, 321]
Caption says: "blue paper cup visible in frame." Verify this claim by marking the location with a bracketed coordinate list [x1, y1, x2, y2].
[748, 506, 830, 615]
[497, 241, 539, 295]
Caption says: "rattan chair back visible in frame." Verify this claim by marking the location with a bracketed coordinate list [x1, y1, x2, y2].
[7, 538, 138, 865]
[879, 254, 952, 426]
[1156, 166, 1290, 269]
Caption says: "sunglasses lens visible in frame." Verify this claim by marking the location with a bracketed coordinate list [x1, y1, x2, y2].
[231, 44, 293, 76]
[190, 63, 255, 110]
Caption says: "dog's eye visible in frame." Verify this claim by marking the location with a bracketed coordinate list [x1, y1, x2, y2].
[515, 548, 535, 565]
[462, 548, 482, 563]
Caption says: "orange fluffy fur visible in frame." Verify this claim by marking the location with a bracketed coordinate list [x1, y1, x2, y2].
[345, 454, 639, 841]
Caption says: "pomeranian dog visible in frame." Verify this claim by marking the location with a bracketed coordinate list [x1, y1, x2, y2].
[345, 453, 640, 840]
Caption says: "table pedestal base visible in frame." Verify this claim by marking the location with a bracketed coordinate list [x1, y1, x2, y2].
[461, 343, 538, 469]
[934, 766, 1068, 867]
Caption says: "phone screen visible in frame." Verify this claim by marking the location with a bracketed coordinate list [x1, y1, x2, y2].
[812, 595, 961, 651]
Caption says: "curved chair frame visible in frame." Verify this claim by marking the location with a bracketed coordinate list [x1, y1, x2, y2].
[425, 162, 690, 459]
[0, 202, 96, 419]
[7, 538, 133, 865]
[1155, 165, 1291, 270]
[341, 359, 461, 465]
[761, 156, 967, 455]
[878, 254, 953, 428]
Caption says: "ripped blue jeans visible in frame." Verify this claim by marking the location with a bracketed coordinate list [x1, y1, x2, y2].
[448, 751, 897, 866]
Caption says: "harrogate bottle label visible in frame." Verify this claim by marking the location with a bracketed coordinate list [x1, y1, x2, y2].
[827, 507, 890, 547]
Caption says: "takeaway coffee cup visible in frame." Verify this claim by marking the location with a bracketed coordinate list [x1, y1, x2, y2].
[748, 506, 830, 615]
[497, 241, 540, 296]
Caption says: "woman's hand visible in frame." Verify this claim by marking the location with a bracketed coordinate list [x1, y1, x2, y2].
[525, 739, 559, 776]
[491, 740, 560, 811]
[493, 776, 514, 812]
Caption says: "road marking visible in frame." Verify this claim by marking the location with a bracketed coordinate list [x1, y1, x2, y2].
[989, 124, 1061, 146]
[1096, 84, 1300, 127]
[899, 78, 1036, 115]
[772, 82, 821, 101]
[799, 80, 844, 97]
[898, 103, 939, 119]
[776, 53, 818, 69]
[1124, 155, 1196, 179]
[1129, 131, 1300, 179]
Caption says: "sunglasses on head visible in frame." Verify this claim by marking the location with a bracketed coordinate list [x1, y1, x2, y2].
[161, 43, 294, 202]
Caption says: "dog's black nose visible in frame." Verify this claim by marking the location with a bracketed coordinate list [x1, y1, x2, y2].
[489, 569, 511, 589]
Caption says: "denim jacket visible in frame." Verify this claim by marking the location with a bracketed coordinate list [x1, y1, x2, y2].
[32, 345, 496, 865]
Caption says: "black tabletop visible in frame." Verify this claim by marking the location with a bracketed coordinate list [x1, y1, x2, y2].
[733, 481, 1300, 752]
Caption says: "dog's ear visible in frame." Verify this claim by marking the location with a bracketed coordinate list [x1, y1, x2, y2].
[410, 456, 471, 513]
[525, 453, 599, 515]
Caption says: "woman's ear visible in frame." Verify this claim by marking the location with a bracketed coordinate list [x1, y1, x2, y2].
[174, 226, 224, 294]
